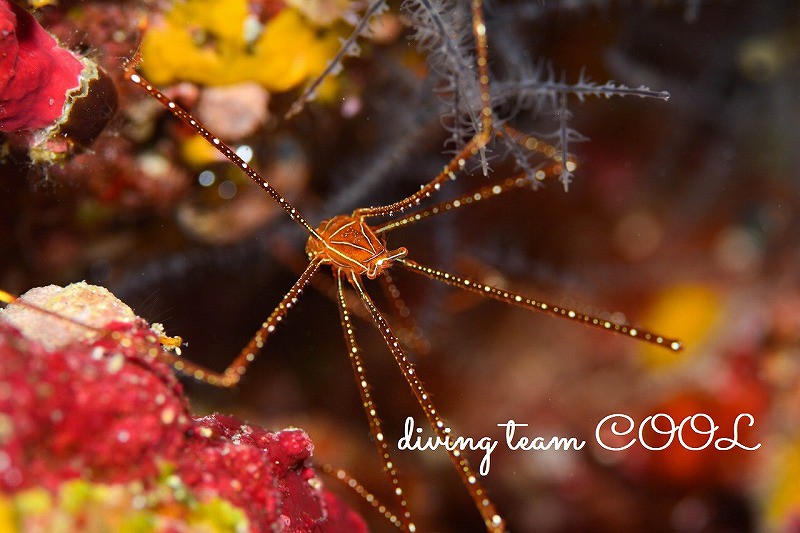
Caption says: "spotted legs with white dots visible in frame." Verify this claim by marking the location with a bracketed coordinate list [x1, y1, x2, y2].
[348, 272, 507, 533]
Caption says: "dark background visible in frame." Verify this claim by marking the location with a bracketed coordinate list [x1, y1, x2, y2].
[2, 1, 799, 531]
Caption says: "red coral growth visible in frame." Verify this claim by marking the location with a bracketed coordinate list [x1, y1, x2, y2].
[0, 0, 84, 132]
[0, 0, 117, 163]
[184, 415, 366, 531]
[0, 320, 188, 491]
[187, 414, 354, 531]
[0, 284, 366, 531]
[188, 414, 367, 530]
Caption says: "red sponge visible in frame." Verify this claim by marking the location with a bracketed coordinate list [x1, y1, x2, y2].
[0, 0, 84, 131]
[1, 0, 117, 163]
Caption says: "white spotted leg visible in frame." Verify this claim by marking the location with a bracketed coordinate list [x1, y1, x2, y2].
[124, 70, 322, 242]
[156, 259, 322, 386]
[335, 272, 415, 531]
[347, 272, 507, 533]
[370, 162, 683, 353]
[353, 0, 494, 220]
[396, 258, 683, 352]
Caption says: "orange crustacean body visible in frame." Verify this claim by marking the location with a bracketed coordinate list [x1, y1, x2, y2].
[306, 214, 408, 279]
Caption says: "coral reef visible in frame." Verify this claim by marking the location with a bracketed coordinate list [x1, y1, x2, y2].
[0, 283, 366, 532]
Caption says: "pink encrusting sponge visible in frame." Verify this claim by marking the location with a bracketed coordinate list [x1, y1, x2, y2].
[0, 283, 367, 531]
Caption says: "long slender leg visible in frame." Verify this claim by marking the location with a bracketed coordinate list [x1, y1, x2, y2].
[353, 136, 488, 219]
[375, 174, 531, 235]
[373, 160, 568, 235]
[470, 0, 492, 145]
[335, 272, 414, 531]
[266, 233, 374, 323]
[157, 259, 322, 386]
[374, 126, 578, 235]
[397, 258, 683, 351]
[354, 0, 494, 219]
[321, 463, 408, 529]
[3, 260, 321, 386]
[125, 70, 322, 241]
[348, 273, 506, 533]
